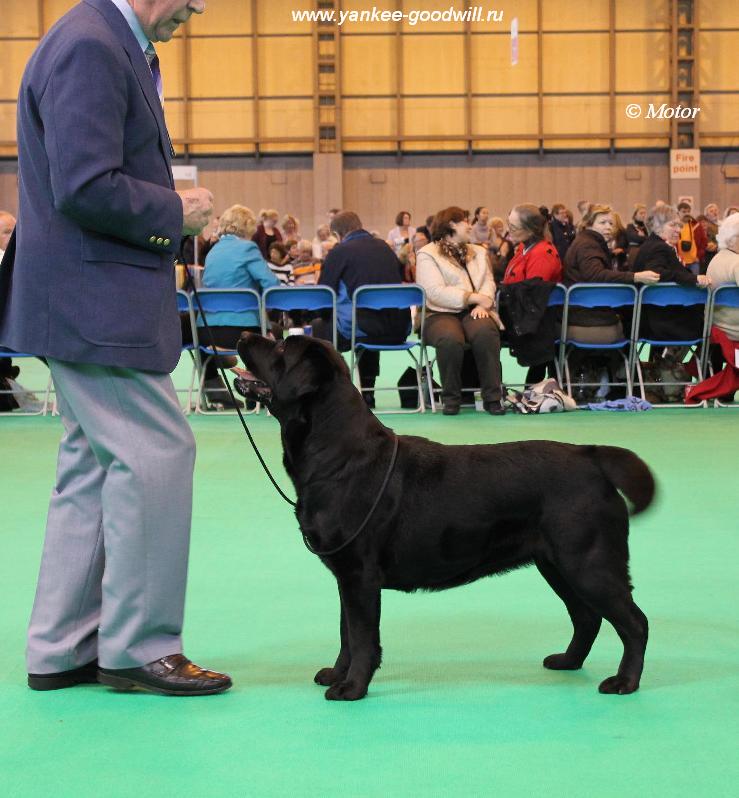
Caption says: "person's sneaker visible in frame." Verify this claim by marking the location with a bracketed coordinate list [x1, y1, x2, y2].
[484, 400, 506, 416]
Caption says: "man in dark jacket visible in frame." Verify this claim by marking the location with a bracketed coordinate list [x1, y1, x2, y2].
[549, 204, 576, 262]
[315, 211, 409, 407]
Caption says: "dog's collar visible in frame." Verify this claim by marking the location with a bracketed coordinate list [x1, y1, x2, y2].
[302, 434, 399, 558]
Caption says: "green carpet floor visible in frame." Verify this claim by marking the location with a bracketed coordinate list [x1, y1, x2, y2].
[1, 356, 737, 797]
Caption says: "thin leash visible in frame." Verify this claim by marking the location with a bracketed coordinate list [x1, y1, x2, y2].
[184, 265, 296, 507]
[183, 266, 399, 556]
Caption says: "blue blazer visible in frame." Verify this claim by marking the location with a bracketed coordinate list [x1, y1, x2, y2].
[0, 0, 184, 372]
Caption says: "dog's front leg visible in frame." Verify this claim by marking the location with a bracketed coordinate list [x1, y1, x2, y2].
[314, 586, 351, 686]
[324, 575, 382, 701]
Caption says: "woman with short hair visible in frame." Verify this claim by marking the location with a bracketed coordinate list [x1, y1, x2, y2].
[416, 206, 505, 415]
[387, 211, 416, 255]
[564, 204, 660, 344]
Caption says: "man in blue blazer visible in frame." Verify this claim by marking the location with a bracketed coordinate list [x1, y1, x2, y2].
[0, 0, 232, 695]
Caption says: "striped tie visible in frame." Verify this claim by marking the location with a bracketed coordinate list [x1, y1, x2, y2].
[145, 43, 164, 105]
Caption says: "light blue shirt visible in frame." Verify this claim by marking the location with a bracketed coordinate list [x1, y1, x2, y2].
[108, 0, 150, 53]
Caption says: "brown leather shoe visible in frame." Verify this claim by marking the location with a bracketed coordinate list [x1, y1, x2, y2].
[98, 654, 232, 696]
[28, 660, 99, 691]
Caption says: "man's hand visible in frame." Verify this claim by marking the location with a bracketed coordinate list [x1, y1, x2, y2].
[179, 188, 214, 236]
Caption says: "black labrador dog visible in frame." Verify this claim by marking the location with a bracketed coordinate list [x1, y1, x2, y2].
[236, 333, 655, 701]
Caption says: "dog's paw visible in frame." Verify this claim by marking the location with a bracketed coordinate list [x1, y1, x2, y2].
[543, 653, 584, 670]
[598, 674, 640, 695]
[314, 667, 346, 686]
[324, 679, 367, 701]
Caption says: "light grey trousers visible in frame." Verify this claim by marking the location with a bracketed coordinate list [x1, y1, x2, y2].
[27, 359, 196, 673]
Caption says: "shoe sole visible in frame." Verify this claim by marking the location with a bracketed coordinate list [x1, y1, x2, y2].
[97, 671, 232, 696]
[28, 674, 98, 691]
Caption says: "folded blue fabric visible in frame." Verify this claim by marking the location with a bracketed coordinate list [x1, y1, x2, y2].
[586, 397, 653, 412]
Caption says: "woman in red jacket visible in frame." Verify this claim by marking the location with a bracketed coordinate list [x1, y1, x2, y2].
[503, 204, 563, 284]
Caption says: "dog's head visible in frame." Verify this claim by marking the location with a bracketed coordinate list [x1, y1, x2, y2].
[236, 333, 352, 419]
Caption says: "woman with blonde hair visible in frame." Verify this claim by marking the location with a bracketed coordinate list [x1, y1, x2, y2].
[281, 214, 300, 240]
[251, 208, 283, 257]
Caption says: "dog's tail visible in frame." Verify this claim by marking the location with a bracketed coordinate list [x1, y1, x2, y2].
[589, 445, 656, 515]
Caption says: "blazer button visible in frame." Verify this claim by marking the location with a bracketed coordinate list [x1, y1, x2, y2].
[157, 237, 164, 245]
[163, 238, 171, 246]
[149, 235, 157, 243]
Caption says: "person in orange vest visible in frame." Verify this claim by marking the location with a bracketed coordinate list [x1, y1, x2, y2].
[676, 201, 707, 275]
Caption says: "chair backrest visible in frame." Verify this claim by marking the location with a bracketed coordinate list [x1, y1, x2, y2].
[353, 283, 425, 310]
[176, 289, 192, 313]
[639, 282, 710, 308]
[548, 283, 567, 307]
[262, 285, 337, 345]
[195, 288, 261, 318]
[712, 283, 739, 309]
[566, 283, 637, 309]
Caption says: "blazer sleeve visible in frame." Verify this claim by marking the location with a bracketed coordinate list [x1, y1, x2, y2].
[317, 247, 343, 291]
[416, 250, 471, 311]
[39, 37, 182, 255]
[244, 243, 280, 291]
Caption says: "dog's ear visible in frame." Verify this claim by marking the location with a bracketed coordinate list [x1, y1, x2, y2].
[276, 337, 335, 400]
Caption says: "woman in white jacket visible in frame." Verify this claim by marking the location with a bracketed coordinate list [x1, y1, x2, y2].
[416, 206, 505, 415]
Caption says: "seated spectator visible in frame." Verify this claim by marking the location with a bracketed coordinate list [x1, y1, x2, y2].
[564, 204, 659, 344]
[706, 212, 739, 341]
[252, 209, 283, 258]
[387, 211, 416, 256]
[549, 203, 576, 262]
[470, 206, 492, 247]
[416, 206, 505, 416]
[676, 202, 707, 274]
[313, 211, 410, 408]
[609, 211, 629, 271]
[488, 216, 513, 282]
[504, 204, 563, 284]
[291, 239, 322, 285]
[724, 206, 739, 219]
[199, 205, 279, 405]
[500, 205, 563, 386]
[701, 203, 720, 270]
[398, 226, 431, 283]
[625, 204, 648, 267]
[312, 223, 338, 260]
[267, 242, 294, 285]
[281, 214, 300, 241]
[633, 204, 711, 342]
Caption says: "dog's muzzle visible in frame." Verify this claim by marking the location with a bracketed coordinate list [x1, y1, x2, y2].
[233, 369, 272, 402]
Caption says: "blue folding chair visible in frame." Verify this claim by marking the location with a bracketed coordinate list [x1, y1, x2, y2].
[350, 284, 428, 414]
[632, 282, 710, 408]
[189, 288, 261, 414]
[175, 289, 199, 414]
[261, 285, 337, 346]
[560, 283, 638, 401]
[0, 347, 52, 416]
[703, 283, 739, 408]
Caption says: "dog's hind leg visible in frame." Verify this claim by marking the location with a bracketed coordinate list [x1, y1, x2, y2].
[555, 555, 648, 695]
[314, 590, 351, 687]
[324, 576, 382, 701]
[535, 557, 602, 670]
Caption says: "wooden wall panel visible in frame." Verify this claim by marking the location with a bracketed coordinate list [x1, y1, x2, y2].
[615, 32, 670, 92]
[188, 39, 253, 98]
[472, 97, 539, 138]
[187, 100, 255, 154]
[0, 42, 37, 100]
[541, 0, 609, 31]
[342, 36, 397, 96]
[43, 0, 76, 30]
[615, 0, 670, 30]
[542, 34, 609, 93]
[403, 35, 465, 94]
[188, 0, 252, 35]
[697, 0, 739, 28]
[699, 32, 739, 92]
[258, 38, 313, 96]
[0, 105, 18, 157]
[471, 33, 539, 94]
[4, 4, 39, 36]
